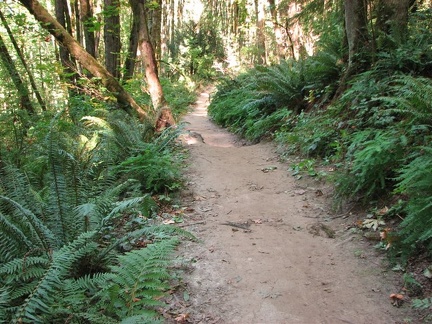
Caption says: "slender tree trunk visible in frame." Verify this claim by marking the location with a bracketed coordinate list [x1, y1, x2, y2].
[232, 0, 239, 35]
[268, 0, 284, 61]
[254, 0, 266, 65]
[55, 0, 78, 83]
[0, 9, 46, 111]
[123, 0, 140, 81]
[0, 33, 35, 114]
[104, 0, 121, 78]
[149, 0, 162, 70]
[79, 0, 96, 57]
[18, 0, 148, 120]
[135, 0, 175, 130]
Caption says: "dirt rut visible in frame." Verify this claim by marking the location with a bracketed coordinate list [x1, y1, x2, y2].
[175, 88, 413, 324]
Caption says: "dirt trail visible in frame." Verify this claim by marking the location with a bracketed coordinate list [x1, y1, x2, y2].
[175, 88, 413, 323]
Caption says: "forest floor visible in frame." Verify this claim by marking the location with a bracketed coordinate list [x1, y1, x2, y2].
[167, 87, 421, 323]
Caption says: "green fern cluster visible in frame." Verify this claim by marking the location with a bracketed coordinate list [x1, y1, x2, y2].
[0, 232, 182, 323]
[335, 129, 408, 200]
[209, 53, 341, 142]
[396, 147, 432, 254]
[0, 102, 193, 322]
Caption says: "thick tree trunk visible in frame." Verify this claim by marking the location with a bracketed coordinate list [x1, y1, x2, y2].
[376, 0, 411, 45]
[18, 0, 148, 120]
[0, 9, 46, 111]
[0, 33, 35, 114]
[333, 0, 370, 99]
[104, 0, 121, 79]
[344, 0, 369, 73]
[135, 0, 175, 130]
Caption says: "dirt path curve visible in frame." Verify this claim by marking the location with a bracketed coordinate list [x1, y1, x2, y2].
[176, 87, 412, 324]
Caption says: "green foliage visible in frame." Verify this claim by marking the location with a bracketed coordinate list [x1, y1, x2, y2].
[169, 15, 225, 80]
[97, 238, 179, 321]
[275, 110, 341, 158]
[117, 143, 182, 193]
[0, 88, 192, 322]
[396, 147, 432, 254]
[123, 76, 196, 119]
[412, 297, 432, 310]
[336, 129, 408, 200]
[209, 54, 341, 142]
[0, 231, 183, 323]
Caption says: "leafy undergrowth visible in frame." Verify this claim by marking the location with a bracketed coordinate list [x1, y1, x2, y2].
[208, 11, 432, 317]
[0, 81, 198, 322]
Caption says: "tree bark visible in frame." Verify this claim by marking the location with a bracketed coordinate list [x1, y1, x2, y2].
[149, 0, 162, 70]
[104, 0, 121, 79]
[134, 0, 175, 130]
[376, 0, 411, 46]
[254, 0, 266, 65]
[18, 0, 148, 120]
[55, 0, 78, 84]
[333, 0, 370, 99]
[79, 0, 97, 57]
[344, 0, 369, 73]
[123, 0, 140, 81]
[0, 9, 46, 111]
[0, 33, 35, 114]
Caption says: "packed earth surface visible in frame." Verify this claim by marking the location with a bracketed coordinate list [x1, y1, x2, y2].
[169, 87, 418, 324]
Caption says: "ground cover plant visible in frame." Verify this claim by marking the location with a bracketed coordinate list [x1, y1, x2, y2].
[0, 80, 196, 323]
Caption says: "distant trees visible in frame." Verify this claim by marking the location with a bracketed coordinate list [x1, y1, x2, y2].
[0, 0, 422, 126]
[18, 0, 149, 120]
[0, 32, 34, 114]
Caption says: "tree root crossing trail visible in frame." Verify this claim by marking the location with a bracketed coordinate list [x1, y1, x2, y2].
[175, 87, 412, 324]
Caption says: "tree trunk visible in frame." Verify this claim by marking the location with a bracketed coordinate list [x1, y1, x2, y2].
[55, 0, 78, 85]
[123, 0, 140, 81]
[135, 0, 175, 131]
[344, 0, 369, 74]
[0, 33, 35, 114]
[104, 0, 121, 79]
[0, 9, 46, 111]
[254, 0, 266, 65]
[376, 0, 411, 46]
[18, 0, 148, 120]
[268, 0, 285, 61]
[149, 0, 162, 71]
[79, 0, 97, 57]
[333, 0, 370, 99]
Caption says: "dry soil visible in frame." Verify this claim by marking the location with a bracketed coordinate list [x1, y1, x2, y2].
[171, 87, 416, 324]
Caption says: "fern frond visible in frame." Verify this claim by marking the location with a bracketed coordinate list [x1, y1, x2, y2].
[0, 195, 57, 252]
[396, 146, 432, 252]
[0, 211, 34, 261]
[97, 238, 179, 320]
[101, 196, 150, 227]
[98, 224, 195, 262]
[13, 231, 98, 323]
